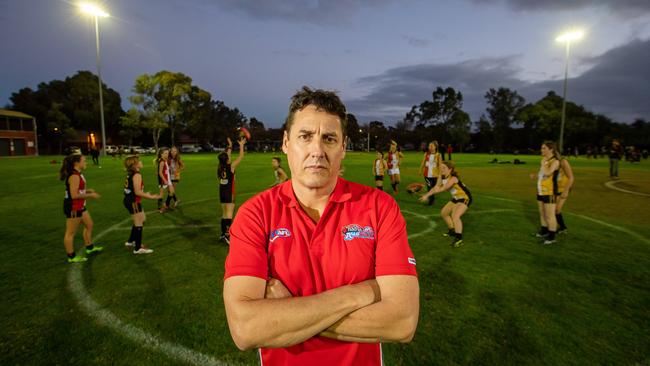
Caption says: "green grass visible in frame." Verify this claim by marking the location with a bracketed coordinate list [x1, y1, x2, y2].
[1, 152, 649, 365]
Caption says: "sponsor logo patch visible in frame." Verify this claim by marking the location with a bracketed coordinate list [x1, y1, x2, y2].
[341, 224, 375, 241]
[408, 257, 417, 265]
[269, 228, 291, 243]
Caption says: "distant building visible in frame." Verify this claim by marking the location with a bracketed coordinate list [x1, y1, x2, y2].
[0, 109, 38, 156]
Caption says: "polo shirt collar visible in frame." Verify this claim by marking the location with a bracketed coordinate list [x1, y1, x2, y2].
[279, 177, 352, 208]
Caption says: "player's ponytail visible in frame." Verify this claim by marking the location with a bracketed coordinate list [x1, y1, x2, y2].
[59, 154, 82, 181]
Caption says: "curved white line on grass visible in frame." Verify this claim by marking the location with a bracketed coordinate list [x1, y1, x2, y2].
[68, 196, 241, 366]
[604, 180, 650, 197]
[402, 210, 437, 239]
[479, 194, 650, 245]
[565, 212, 650, 245]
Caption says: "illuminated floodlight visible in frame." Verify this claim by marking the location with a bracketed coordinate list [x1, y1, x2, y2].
[79, 3, 110, 18]
[556, 30, 583, 43]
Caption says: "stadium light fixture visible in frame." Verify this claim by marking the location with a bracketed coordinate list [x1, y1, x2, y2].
[555, 29, 584, 154]
[79, 3, 110, 156]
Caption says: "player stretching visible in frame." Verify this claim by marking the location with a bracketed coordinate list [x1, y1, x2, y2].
[218, 137, 246, 245]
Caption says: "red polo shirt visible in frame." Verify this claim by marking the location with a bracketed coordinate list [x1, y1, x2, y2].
[225, 177, 417, 366]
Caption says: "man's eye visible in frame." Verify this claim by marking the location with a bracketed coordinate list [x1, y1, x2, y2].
[325, 137, 337, 143]
[299, 134, 310, 140]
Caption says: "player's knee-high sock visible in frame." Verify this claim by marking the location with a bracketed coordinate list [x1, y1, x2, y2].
[539, 226, 549, 235]
[157, 199, 163, 209]
[134, 226, 143, 251]
[224, 219, 232, 237]
[220, 219, 226, 236]
[165, 194, 172, 207]
[556, 213, 566, 231]
[128, 225, 136, 243]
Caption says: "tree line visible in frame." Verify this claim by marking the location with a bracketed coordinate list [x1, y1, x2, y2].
[6, 71, 649, 154]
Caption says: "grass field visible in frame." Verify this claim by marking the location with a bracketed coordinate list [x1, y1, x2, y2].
[1, 152, 649, 365]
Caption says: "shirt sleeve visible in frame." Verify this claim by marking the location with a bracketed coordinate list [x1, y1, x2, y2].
[375, 194, 418, 277]
[224, 198, 269, 280]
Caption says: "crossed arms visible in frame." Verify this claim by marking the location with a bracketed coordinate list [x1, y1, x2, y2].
[223, 274, 419, 350]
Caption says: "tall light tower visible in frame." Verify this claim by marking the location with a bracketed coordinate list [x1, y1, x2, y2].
[555, 30, 584, 154]
[80, 3, 110, 156]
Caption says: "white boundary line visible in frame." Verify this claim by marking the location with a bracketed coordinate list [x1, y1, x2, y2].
[604, 180, 650, 197]
[68, 196, 241, 366]
[402, 210, 437, 239]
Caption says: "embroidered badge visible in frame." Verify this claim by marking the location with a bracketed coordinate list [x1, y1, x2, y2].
[269, 228, 291, 243]
[341, 224, 375, 241]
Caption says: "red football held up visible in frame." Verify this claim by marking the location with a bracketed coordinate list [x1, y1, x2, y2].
[238, 127, 251, 141]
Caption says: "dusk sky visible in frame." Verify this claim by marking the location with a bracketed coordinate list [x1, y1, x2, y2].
[2, 0, 649, 127]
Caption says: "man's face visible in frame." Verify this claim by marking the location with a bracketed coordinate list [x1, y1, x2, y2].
[282, 105, 346, 189]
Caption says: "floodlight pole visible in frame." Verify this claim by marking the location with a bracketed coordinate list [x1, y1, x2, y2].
[559, 40, 571, 155]
[93, 15, 107, 157]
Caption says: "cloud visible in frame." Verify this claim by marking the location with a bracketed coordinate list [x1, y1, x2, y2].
[346, 38, 650, 123]
[401, 35, 432, 48]
[469, 0, 650, 17]
[207, 0, 396, 25]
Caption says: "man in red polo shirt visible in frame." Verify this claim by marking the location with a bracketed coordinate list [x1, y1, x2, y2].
[223, 86, 419, 366]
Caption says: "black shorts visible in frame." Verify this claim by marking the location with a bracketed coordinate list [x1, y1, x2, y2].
[123, 199, 143, 214]
[425, 177, 438, 188]
[451, 198, 472, 207]
[375, 175, 384, 181]
[537, 195, 556, 204]
[220, 187, 234, 204]
[63, 201, 86, 218]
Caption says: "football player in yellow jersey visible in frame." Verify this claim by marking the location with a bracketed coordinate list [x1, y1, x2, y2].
[419, 161, 471, 247]
[532, 141, 561, 244]
[555, 157, 574, 233]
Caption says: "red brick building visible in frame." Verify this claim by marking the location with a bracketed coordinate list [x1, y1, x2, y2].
[0, 109, 38, 156]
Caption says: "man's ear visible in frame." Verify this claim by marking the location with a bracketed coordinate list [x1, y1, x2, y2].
[282, 131, 289, 154]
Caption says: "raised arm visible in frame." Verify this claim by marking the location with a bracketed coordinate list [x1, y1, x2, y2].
[230, 137, 246, 171]
[223, 276, 379, 350]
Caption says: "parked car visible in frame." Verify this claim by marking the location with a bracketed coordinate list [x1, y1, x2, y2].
[131, 146, 146, 154]
[145, 147, 157, 154]
[200, 143, 218, 152]
[105, 145, 118, 154]
[181, 144, 202, 153]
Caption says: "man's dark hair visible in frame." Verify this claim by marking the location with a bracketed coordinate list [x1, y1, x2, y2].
[284, 86, 348, 140]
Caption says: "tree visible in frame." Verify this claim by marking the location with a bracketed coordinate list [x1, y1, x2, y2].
[345, 113, 362, 149]
[484, 87, 525, 151]
[419, 87, 464, 126]
[447, 111, 471, 151]
[129, 71, 211, 148]
[47, 103, 75, 154]
[119, 108, 144, 146]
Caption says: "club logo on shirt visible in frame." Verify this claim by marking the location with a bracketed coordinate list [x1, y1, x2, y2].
[408, 257, 417, 265]
[341, 224, 375, 241]
[269, 228, 291, 243]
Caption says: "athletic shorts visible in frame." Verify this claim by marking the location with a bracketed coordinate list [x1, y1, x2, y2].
[220, 188, 234, 204]
[537, 194, 556, 204]
[375, 175, 384, 181]
[123, 199, 143, 215]
[388, 168, 400, 175]
[63, 202, 86, 218]
[451, 198, 472, 207]
[425, 177, 438, 188]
